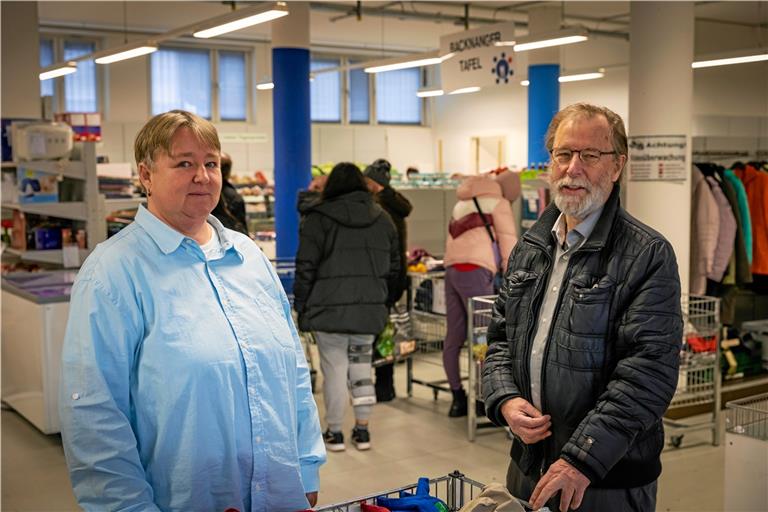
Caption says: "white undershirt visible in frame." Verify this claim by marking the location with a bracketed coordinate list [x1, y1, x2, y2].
[198, 223, 224, 260]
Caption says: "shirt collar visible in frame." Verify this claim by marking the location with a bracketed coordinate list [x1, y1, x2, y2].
[135, 205, 241, 258]
[551, 205, 605, 251]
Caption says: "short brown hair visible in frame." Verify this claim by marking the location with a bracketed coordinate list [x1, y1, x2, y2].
[544, 103, 628, 158]
[134, 110, 221, 170]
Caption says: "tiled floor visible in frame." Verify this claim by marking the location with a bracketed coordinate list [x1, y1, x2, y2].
[2, 355, 729, 511]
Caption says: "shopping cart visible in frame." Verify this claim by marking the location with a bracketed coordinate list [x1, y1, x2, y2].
[271, 257, 318, 392]
[405, 271, 452, 399]
[316, 470, 537, 512]
[467, 295, 504, 441]
[663, 294, 721, 448]
[723, 393, 768, 510]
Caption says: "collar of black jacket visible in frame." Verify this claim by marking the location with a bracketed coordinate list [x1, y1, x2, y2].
[523, 183, 621, 251]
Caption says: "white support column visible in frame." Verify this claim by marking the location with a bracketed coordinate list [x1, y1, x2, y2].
[627, 2, 694, 292]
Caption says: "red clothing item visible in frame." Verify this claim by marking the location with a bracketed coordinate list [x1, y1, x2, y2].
[734, 165, 768, 275]
[453, 263, 481, 272]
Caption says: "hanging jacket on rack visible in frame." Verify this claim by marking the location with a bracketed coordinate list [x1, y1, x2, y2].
[691, 166, 720, 295]
[724, 169, 753, 265]
[717, 173, 752, 286]
[734, 164, 768, 275]
[705, 175, 737, 282]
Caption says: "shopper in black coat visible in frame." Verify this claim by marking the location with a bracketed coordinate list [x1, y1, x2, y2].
[364, 159, 414, 402]
[211, 153, 248, 235]
[483, 103, 682, 512]
[294, 162, 399, 451]
[294, 164, 400, 333]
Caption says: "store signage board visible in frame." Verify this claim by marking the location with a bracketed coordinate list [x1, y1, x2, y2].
[439, 22, 516, 93]
[219, 133, 269, 143]
[628, 135, 688, 181]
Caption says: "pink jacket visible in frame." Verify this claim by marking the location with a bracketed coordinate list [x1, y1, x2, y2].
[444, 175, 518, 273]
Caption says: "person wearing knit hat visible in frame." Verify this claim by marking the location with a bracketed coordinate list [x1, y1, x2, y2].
[364, 158, 392, 189]
[364, 158, 413, 403]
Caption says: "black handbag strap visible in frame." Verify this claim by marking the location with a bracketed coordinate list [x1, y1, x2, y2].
[472, 196, 496, 243]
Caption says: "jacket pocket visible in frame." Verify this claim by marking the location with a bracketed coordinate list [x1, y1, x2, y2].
[504, 271, 538, 338]
[566, 275, 615, 336]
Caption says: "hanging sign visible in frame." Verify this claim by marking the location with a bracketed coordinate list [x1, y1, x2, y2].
[439, 22, 516, 93]
[628, 135, 688, 181]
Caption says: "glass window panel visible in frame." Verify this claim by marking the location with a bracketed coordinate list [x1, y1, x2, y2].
[63, 41, 97, 112]
[348, 66, 369, 123]
[151, 47, 211, 118]
[40, 39, 54, 97]
[375, 68, 421, 124]
[310, 58, 340, 122]
[219, 51, 247, 121]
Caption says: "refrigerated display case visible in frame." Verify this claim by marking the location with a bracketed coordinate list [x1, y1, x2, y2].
[2, 270, 75, 434]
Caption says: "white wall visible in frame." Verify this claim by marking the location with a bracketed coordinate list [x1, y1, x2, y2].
[1, 2, 41, 119]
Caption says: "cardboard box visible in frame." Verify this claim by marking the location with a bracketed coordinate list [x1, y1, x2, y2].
[17, 166, 59, 203]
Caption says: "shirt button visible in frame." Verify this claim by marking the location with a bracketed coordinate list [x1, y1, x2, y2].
[255, 436, 262, 443]
[542, 318, 547, 323]
[562, 255, 569, 261]
[552, 286, 558, 292]
[71, 393, 80, 400]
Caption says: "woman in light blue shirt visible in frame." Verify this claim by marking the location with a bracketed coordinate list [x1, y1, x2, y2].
[59, 110, 326, 512]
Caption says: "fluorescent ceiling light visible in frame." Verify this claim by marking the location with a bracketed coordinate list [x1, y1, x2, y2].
[94, 43, 158, 64]
[363, 50, 442, 73]
[494, 40, 517, 47]
[558, 71, 605, 83]
[449, 86, 481, 95]
[692, 53, 768, 69]
[417, 88, 444, 98]
[256, 81, 275, 90]
[193, 2, 289, 38]
[513, 27, 588, 52]
[520, 70, 604, 86]
[39, 61, 77, 80]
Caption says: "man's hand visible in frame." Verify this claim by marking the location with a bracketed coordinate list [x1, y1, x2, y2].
[365, 177, 384, 194]
[500, 397, 551, 444]
[306, 491, 318, 507]
[530, 459, 590, 512]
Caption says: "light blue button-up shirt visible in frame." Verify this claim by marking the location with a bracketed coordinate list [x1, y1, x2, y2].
[59, 205, 326, 512]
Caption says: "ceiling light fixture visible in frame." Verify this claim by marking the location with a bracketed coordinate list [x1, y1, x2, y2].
[193, 2, 289, 39]
[39, 61, 78, 81]
[449, 86, 481, 95]
[256, 81, 275, 90]
[558, 70, 605, 83]
[416, 88, 444, 98]
[520, 80, 530, 86]
[363, 50, 443, 73]
[93, 42, 158, 64]
[692, 52, 768, 69]
[512, 27, 588, 52]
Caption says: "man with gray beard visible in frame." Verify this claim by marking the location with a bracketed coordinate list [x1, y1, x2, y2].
[482, 103, 682, 512]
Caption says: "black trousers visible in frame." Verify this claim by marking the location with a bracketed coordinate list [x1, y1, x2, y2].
[506, 458, 657, 512]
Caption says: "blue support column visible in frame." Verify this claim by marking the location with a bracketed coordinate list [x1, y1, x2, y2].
[272, 47, 311, 259]
[527, 64, 560, 167]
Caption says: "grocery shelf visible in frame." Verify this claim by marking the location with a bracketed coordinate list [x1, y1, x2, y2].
[14, 159, 87, 180]
[104, 197, 144, 212]
[3, 247, 91, 264]
[2, 201, 88, 221]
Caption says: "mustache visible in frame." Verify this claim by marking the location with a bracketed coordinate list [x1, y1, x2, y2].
[553, 176, 592, 191]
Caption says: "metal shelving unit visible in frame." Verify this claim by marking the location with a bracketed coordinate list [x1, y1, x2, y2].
[2, 143, 143, 265]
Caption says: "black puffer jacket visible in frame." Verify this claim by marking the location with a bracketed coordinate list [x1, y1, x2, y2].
[375, 186, 413, 302]
[482, 185, 682, 489]
[294, 190, 400, 334]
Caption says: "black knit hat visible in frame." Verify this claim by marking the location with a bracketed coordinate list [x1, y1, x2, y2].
[363, 158, 392, 187]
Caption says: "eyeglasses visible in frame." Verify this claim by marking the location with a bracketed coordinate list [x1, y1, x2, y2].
[551, 148, 617, 166]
